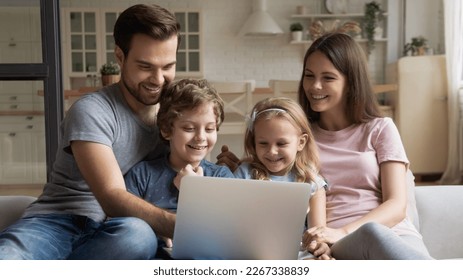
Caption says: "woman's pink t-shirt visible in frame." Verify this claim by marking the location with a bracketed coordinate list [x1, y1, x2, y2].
[312, 117, 420, 237]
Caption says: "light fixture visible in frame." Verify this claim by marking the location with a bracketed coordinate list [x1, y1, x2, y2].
[238, 0, 283, 37]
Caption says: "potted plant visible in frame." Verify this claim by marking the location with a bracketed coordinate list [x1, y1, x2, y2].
[290, 22, 304, 42]
[100, 61, 120, 86]
[403, 36, 428, 56]
[363, 1, 385, 55]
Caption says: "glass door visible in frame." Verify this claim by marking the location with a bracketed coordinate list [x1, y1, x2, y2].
[0, 0, 63, 188]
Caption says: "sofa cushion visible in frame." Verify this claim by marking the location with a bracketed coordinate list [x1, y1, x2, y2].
[415, 186, 463, 259]
[0, 195, 36, 232]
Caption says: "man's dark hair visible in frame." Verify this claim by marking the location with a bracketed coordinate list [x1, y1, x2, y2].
[114, 4, 181, 56]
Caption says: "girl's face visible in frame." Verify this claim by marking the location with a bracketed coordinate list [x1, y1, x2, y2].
[253, 116, 307, 176]
[162, 102, 218, 171]
[302, 51, 348, 116]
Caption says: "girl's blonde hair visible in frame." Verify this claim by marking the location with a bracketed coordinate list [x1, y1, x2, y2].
[244, 97, 320, 183]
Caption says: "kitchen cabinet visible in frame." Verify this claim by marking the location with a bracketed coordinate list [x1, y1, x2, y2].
[0, 116, 46, 184]
[62, 9, 121, 78]
[385, 55, 448, 175]
[0, 81, 44, 112]
[62, 8, 203, 89]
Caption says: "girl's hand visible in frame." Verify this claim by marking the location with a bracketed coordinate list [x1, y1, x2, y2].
[173, 164, 204, 189]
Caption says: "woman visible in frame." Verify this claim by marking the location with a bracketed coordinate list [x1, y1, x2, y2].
[299, 32, 432, 260]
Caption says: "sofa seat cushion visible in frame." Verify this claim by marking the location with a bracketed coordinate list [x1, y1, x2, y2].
[0, 195, 36, 232]
[415, 186, 463, 259]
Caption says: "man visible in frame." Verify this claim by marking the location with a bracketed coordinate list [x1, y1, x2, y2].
[0, 4, 178, 260]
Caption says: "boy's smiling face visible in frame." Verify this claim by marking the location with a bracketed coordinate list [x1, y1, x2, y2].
[162, 102, 218, 171]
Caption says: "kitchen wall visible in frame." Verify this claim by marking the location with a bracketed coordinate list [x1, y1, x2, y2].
[58, 0, 444, 88]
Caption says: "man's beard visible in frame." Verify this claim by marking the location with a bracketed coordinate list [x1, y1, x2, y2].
[121, 76, 168, 106]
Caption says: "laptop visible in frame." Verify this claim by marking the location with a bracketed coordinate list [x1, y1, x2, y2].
[170, 176, 311, 260]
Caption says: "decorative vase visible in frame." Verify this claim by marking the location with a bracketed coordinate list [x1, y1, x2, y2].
[101, 74, 120, 86]
[374, 26, 383, 39]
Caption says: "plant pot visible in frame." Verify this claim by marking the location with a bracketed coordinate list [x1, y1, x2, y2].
[101, 74, 120, 86]
[291, 31, 303, 42]
[374, 26, 383, 39]
[417, 46, 426, 56]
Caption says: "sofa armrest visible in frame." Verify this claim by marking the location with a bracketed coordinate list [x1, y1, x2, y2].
[415, 186, 463, 259]
[0, 195, 36, 232]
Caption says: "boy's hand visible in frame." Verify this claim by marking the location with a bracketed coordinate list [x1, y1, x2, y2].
[173, 164, 204, 189]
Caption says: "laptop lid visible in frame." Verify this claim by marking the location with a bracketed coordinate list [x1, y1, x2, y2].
[171, 176, 311, 260]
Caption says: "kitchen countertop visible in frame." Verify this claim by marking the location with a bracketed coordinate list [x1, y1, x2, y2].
[0, 111, 44, 116]
[1, 84, 394, 117]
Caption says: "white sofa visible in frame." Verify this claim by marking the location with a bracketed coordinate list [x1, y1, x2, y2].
[1, 185, 462, 259]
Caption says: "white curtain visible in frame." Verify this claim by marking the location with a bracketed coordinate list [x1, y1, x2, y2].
[439, 0, 463, 184]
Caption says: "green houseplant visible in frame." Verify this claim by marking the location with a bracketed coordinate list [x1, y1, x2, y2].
[290, 22, 303, 32]
[290, 22, 304, 41]
[403, 36, 428, 56]
[100, 61, 120, 86]
[363, 1, 385, 55]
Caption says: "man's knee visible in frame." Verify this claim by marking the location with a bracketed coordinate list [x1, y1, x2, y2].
[107, 217, 158, 259]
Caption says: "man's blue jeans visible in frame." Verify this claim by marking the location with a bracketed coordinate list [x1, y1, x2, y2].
[0, 214, 158, 260]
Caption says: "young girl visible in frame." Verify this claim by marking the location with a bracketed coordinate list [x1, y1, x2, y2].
[233, 97, 331, 259]
[300, 32, 432, 259]
[125, 78, 234, 214]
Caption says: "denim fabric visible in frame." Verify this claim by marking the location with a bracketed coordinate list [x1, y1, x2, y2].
[0, 214, 157, 260]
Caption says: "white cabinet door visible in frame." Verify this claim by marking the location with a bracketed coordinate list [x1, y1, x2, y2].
[0, 116, 45, 184]
[0, 129, 32, 184]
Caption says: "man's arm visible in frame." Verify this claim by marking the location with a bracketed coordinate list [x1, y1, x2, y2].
[71, 140, 175, 238]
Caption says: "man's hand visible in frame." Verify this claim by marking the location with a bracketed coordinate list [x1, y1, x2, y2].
[215, 145, 241, 172]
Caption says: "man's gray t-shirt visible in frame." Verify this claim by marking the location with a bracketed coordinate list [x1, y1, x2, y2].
[24, 84, 167, 222]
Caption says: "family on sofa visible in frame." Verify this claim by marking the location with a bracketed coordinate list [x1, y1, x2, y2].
[0, 3, 459, 260]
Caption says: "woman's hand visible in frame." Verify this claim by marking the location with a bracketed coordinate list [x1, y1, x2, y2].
[303, 226, 348, 246]
[173, 164, 204, 189]
[306, 240, 335, 260]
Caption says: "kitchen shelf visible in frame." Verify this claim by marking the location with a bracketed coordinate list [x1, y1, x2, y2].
[290, 38, 388, 45]
[290, 13, 388, 19]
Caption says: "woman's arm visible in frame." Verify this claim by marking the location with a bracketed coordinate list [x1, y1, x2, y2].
[308, 161, 408, 245]
[342, 161, 407, 234]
